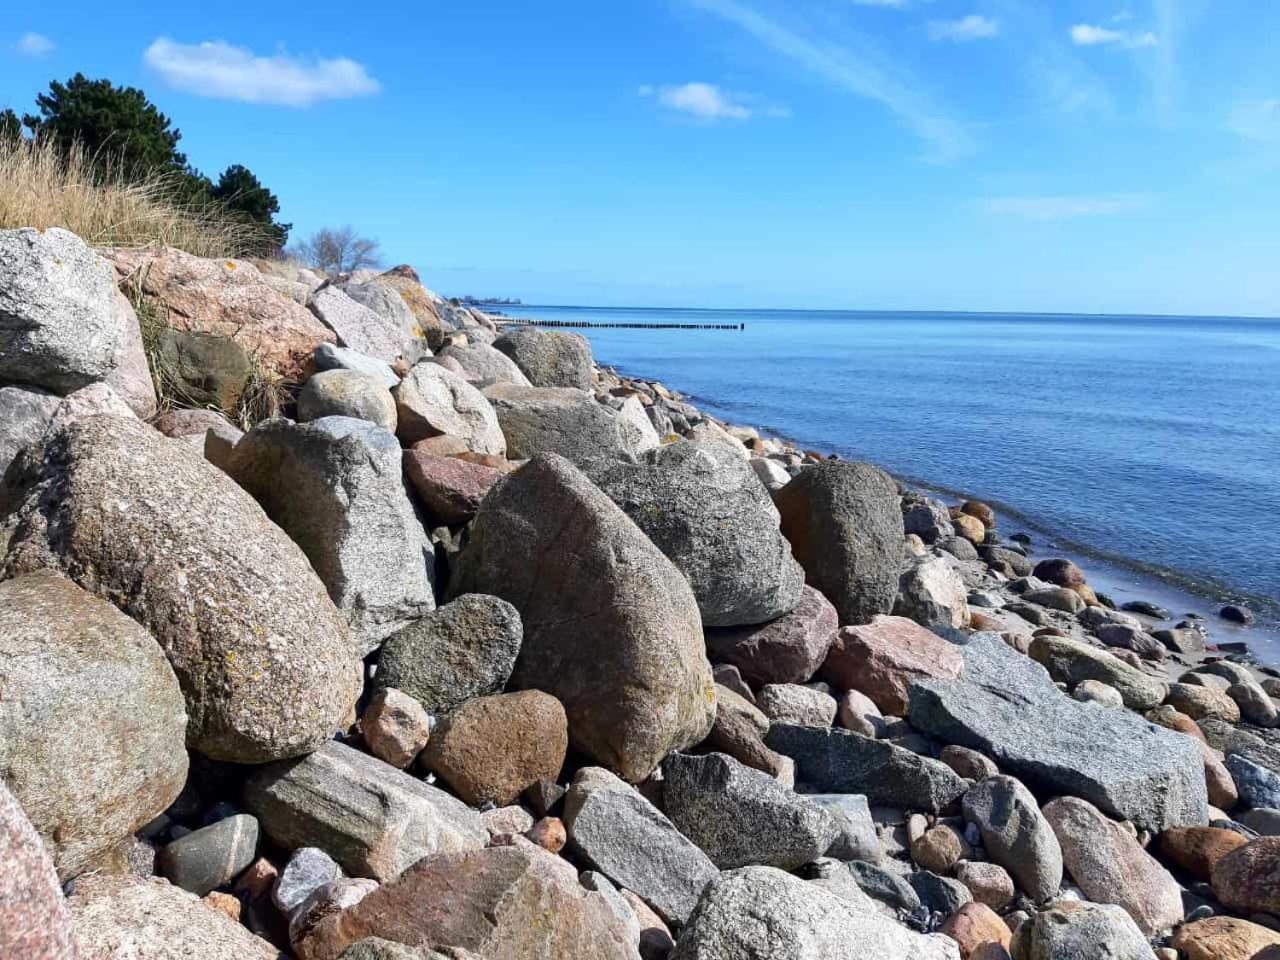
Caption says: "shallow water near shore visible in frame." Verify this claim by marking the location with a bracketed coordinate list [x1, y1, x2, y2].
[504, 304, 1280, 666]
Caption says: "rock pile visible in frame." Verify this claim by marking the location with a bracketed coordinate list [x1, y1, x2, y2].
[0, 228, 1277, 959]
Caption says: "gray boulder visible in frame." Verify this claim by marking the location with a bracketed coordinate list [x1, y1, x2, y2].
[773, 462, 904, 626]
[298, 369, 397, 431]
[909, 633, 1207, 832]
[0, 227, 122, 393]
[962, 775, 1062, 903]
[807, 794, 880, 861]
[0, 384, 60, 476]
[672, 866, 961, 960]
[615, 396, 662, 456]
[157, 814, 259, 896]
[229, 417, 436, 653]
[394, 363, 506, 455]
[103, 288, 157, 418]
[375, 594, 523, 716]
[274, 847, 344, 913]
[765, 724, 967, 813]
[662, 752, 838, 870]
[154, 328, 251, 411]
[449, 455, 715, 782]
[309, 284, 416, 364]
[244, 740, 487, 882]
[0, 415, 360, 763]
[563, 766, 719, 927]
[69, 873, 278, 959]
[493, 327, 594, 388]
[440, 342, 532, 385]
[1013, 900, 1156, 960]
[0, 571, 188, 880]
[582, 440, 805, 627]
[485, 383, 652, 465]
[894, 555, 970, 630]
[902, 495, 953, 544]
[314, 341, 400, 389]
[1225, 753, 1280, 810]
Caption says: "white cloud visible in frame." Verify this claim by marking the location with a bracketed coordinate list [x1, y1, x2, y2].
[982, 194, 1151, 220]
[687, 0, 974, 161]
[928, 16, 1000, 41]
[641, 82, 753, 120]
[17, 32, 54, 57]
[1228, 99, 1280, 145]
[143, 38, 379, 106]
[1070, 23, 1157, 48]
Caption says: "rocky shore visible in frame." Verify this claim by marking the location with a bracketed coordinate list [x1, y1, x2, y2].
[2, 225, 1279, 960]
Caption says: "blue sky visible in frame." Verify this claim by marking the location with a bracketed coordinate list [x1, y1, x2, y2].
[2, 1, 1278, 315]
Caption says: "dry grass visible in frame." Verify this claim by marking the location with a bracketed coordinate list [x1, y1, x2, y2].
[0, 135, 272, 258]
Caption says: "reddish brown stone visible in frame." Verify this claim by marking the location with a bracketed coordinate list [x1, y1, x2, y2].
[403, 450, 504, 525]
[961, 501, 996, 529]
[1160, 826, 1248, 881]
[704, 585, 838, 686]
[361, 688, 431, 769]
[204, 891, 242, 922]
[941, 902, 1011, 959]
[1212, 836, 1280, 917]
[0, 783, 77, 959]
[1171, 916, 1280, 960]
[526, 817, 566, 854]
[422, 691, 569, 806]
[820, 615, 965, 715]
[233, 857, 279, 900]
[1032, 558, 1086, 588]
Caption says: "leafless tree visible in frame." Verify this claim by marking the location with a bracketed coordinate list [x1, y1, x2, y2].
[290, 225, 381, 275]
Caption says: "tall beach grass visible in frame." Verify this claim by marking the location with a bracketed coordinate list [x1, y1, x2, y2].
[0, 135, 271, 258]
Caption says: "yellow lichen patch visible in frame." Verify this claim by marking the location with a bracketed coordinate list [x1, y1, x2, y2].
[224, 261, 237, 270]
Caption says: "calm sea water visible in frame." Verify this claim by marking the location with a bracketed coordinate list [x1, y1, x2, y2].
[505, 305, 1280, 651]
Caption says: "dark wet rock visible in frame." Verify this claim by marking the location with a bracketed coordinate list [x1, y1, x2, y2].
[158, 814, 259, 897]
[765, 724, 967, 813]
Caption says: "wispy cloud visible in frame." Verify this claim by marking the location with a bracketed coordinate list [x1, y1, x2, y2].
[982, 194, 1152, 220]
[1069, 24, 1158, 48]
[686, 0, 974, 161]
[928, 16, 1000, 42]
[1228, 99, 1280, 145]
[639, 82, 767, 121]
[143, 38, 379, 106]
[17, 32, 54, 57]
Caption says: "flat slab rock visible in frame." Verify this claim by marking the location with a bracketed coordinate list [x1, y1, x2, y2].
[908, 633, 1208, 832]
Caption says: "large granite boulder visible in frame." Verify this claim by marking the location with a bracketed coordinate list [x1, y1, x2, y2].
[228, 416, 435, 652]
[705, 585, 837, 685]
[69, 873, 278, 959]
[1028, 635, 1168, 711]
[314, 342, 399, 389]
[338, 278, 426, 344]
[909, 633, 1208, 832]
[375, 593, 522, 716]
[0, 385, 60, 477]
[0, 781, 78, 959]
[0, 572, 188, 879]
[294, 844, 640, 960]
[773, 462, 904, 626]
[962, 775, 1062, 903]
[662, 752, 838, 870]
[245, 740, 487, 882]
[1043, 796, 1183, 935]
[582, 440, 805, 627]
[0, 227, 122, 393]
[485, 384, 653, 465]
[672, 866, 961, 960]
[393, 363, 506, 454]
[493, 327, 594, 388]
[309, 284, 416, 365]
[449, 455, 715, 782]
[765, 724, 967, 813]
[108, 244, 335, 381]
[0, 415, 360, 763]
[1211, 836, 1280, 918]
[440, 342, 532, 385]
[820, 616, 965, 715]
[895, 556, 970, 630]
[563, 767, 719, 927]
